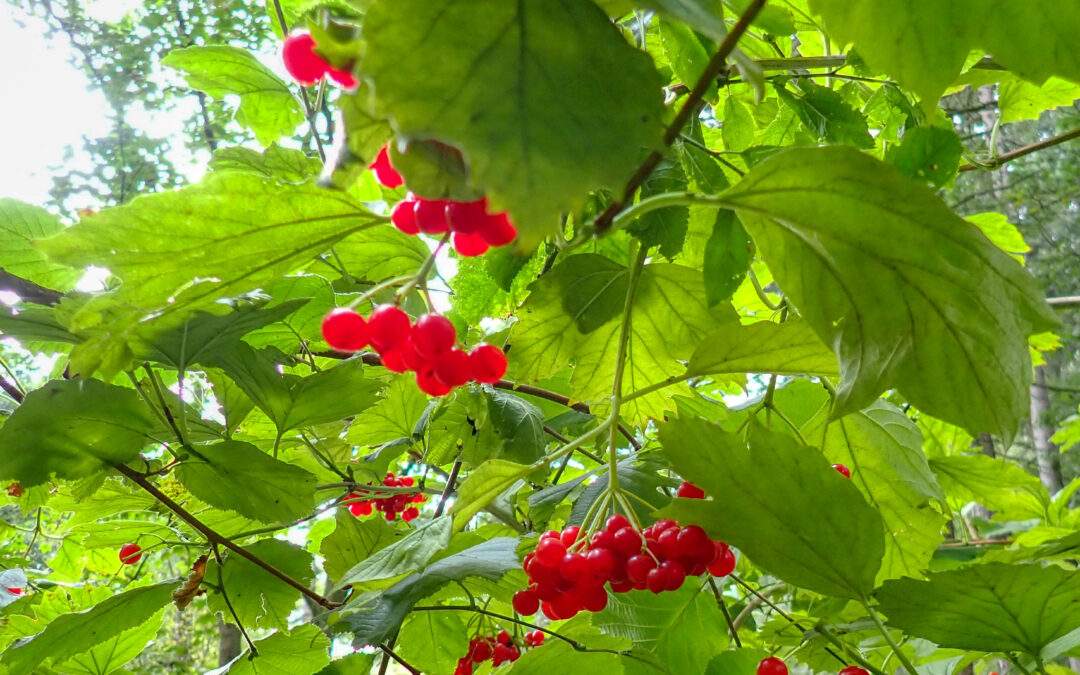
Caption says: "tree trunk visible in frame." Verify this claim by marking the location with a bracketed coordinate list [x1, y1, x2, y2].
[1030, 366, 1064, 494]
[218, 619, 242, 666]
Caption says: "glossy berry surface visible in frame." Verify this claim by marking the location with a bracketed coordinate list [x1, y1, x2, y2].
[412, 314, 457, 358]
[757, 657, 789, 675]
[119, 543, 142, 565]
[676, 480, 706, 499]
[281, 32, 328, 85]
[434, 348, 472, 387]
[321, 308, 368, 352]
[391, 199, 420, 234]
[414, 199, 450, 234]
[707, 541, 737, 577]
[367, 305, 411, 353]
[452, 231, 490, 257]
[369, 146, 403, 189]
[512, 589, 540, 615]
[445, 199, 488, 234]
[469, 344, 508, 383]
[833, 463, 852, 478]
[839, 668, 870, 675]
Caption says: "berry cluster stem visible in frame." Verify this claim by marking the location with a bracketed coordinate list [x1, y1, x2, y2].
[860, 596, 919, 675]
[606, 244, 648, 499]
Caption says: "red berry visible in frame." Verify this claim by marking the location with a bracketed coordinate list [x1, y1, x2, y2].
[412, 314, 457, 358]
[656, 527, 680, 559]
[707, 542, 736, 577]
[612, 527, 643, 556]
[757, 657, 789, 675]
[610, 579, 634, 593]
[348, 498, 373, 517]
[119, 543, 142, 565]
[660, 560, 686, 591]
[560, 525, 581, 547]
[626, 554, 657, 584]
[479, 212, 517, 246]
[585, 548, 617, 582]
[513, 589, 540, 616]
[651, 519, 678, 533]
[380, 348, 409, 373]
[326, 66, 357, 89]
[676, 481, 706, 499]
[446, 199, 488, 234]
[452, 231, 490, 257]
[321, 308, 369, 352]
[416, 369, 452, 397]
[470, 640, 492, 662]
[560, 552, 590, 582]
[414, 199, 450, 234]
[833, 463, 852, 478]
[605, 514, 631, 533]
[401, 476, 415, 487]
[455, 658, 473, 675]
[370, 146, 403, 189]
[492, 643, 516, 666]
[645, 566, 668, 593]
[5, 587, 22, 596]
[402, 507, 420, 522]
[540, 600, 561, 621]
[581, 584, 609, 612]
[281, 32, 328, 85]
[368, 305, 411, 353]
[551, 593, 580, 619]
[399, 336, 433, 373]
[535, 537, 566, 567]
[675, 525, 714, 565]
[497, 629, 512, 646]
[391, 199, 420, 234]
[525, 630, 545, 646]
[469, 344, 507, 383]
[839, 668, 870, 675]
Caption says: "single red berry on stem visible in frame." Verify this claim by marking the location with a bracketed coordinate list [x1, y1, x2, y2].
[479, 212, 517, 246]
[412, 314, 457, 358]
[839, 667, 870, 675]
[626, 554, 657, 583]
[469, 344, 508, 383]
[414, 199, 450, 234]
[605, 514, 630, 533]
[707, 541, 737, 577]
[434, 348, 472, 387]
[370, 146, 403, 189]
[391, 199, 420, 234]
[612, 526, 643, 556]
[757, 656, 789, 675]
[119, 543, 142, 565]
[512, 589, 540, 616]
[497, 629, 512, 646]
[326, 66, 357, 89]
[535, 537, 566, 567]
[416, 369, 452, 397]
[470, 640, 492, 662]
[833, 463, 852, 478]
[321, 308, 369, 352]
[368, 305, 411, 353]
[452, 231, 490, 257]
[402, 507, 420, 522]
[281, 32, 328, 85]
[676, 481, 706, 499]
[446, 199, 488, 234]
[348, 499, 373, 517]
[380, 348, 409, 373]
[560, 525, 581, 547]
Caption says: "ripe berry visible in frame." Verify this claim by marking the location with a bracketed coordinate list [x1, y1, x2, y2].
[659, 560, 686, 591]
[391, 199, 420, 234]
[585, 548, 617, 582]
[605, 514, 630, 533]
[348, 497, 373, 517]
[412, 314, 457, 358]
[452, 231, 490, 257]
[560, 552, 590, 582]
[626, 553, 657, 584]
[707, 542, 736, 577]
[480, 212, 517, 246]
[675, 525, 713, 564]
[416, 369, 452, 397]
[370, 146, 403, 189]
[524, 630, 545, 646]
[839, 668, 870, 675]
[469, 639, 492, 662]
[399, 336, 432, 373]
[368, 305, 411, 353]
[676, 481, 706, 499]
[535, 537, 566, 567]
[492, 643, 518, 666]
[560, 525, 581, 547]
[581, 584, 609, 612]
[446, 199, 488, 234]
[469, 344, 507, 383]
[402, 507, 420, 522]
[833, 463, 852, 478]
[645, 566, 668, 593]
[454, 658, 473, 675]
[656, 527, 680, 559]
[612, 526, 643, 556]
[414, 199, 450, 234]
[497, 629, 512, 646]
[281, 32, 328, 85]
[512, 589, 540, 616]
[757, 657, 789, 675]
[326, 66, 357, 89]
[5, 587, 22, 596]
[119, 543, 142, 565]
[321, 308, 369, 352]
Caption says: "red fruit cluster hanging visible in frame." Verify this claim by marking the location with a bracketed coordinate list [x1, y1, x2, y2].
[511, 512, 738, 623]
[454, 630, 538, 674]
[367, 144, 518, 257]
[321, 306, 508, 396]
[119, 543, 142, 565]
[281, 31, 356, 88]
[344, 472, 424, 522]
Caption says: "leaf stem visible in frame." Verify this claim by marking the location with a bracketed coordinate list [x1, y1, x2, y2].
[860, 596, 918, 674]
[607, 244, 648, 498]
[211, 544, 259, 658]
[707, 577, 742, 647]
[434, 460, 462, 517]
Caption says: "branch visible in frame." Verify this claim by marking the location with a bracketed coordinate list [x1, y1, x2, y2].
[113, 463, 342, 609]
[269, 0, 326, 162]
[959, 127, 1080, 172]
[433, 460, 461, 518]
[1048, 295, 1080, 308]
[592, 0, 767, 235]
[0, 270, 64, 306]
[0, 377, 23, 404]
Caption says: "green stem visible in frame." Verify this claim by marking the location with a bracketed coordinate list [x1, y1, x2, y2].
[611, 192, 725, 232]
[607, 244, 648, 499]
[861, 596, 918, 674]
[395, 234, 450, 302]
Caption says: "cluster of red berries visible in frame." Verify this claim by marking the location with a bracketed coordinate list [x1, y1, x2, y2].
[119, 543, 142, 565]
[367, 145, 518, 256]
[510, 510, 737, 622]
[281, 31, 356, 88]
[321, 306, 508, 396]
[6, 482, 22, 498]
[757, 657, 867, 675]
[345, 472, 425, 522]
[454, 630, 542, 674]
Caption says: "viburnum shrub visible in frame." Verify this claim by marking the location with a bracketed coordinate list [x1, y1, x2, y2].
[0, 0, 1075, 673]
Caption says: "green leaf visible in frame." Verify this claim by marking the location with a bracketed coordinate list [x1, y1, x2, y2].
[718, 146, 1057, 439]
[317, 653, 377, 675]
[721, 96, 756, 152]
[929, 454, 1049, 520]
[175, 441, 318, 523]
[876, 563, 1080, 656]
[512, 255, 730, 423]
[55, 608, 166, 674]
[0, 199, 78, 292]
[595, 586, 727, 673]
[808, 0, 1080, 105]
[486, 390, 546, 465]
[775, 80, 874, 148]
[389, 140, 480, 202]
[702, 210, 752, 306]
[804, 401, 947, 583]
[0, 582, 174, 675]
[362, 0, 664, 243]
[0, 304, 78, 345]
[571, 457, 676, 526]
[0, 379, 161, 487]
[632, 160, 691, 259]
[347, 376, 428, 448]
[339, 91, 393, 163]
[686, 320, 838, 378]
[965, 212, 1030, 264]
[223, 625, 331, 674]
[638, 0, 726, 43]
[320, 511, 401, 587]
[659, 418, 885, 598]
[451, 459, 531, 530]
[886, 126, 963, 187]
[659, 17, 715, 100]
[331, 225, 432, 282]
[396, 611, 470, 674]
[163, 45, 304, 145]
[337, 516, 452, 587]
[37, 174, 383, 377]
[705, 649, 770, 674]
[208, 539, 314, 630]
[344, 537, 519, 645]
[210, 144, 322, 183]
